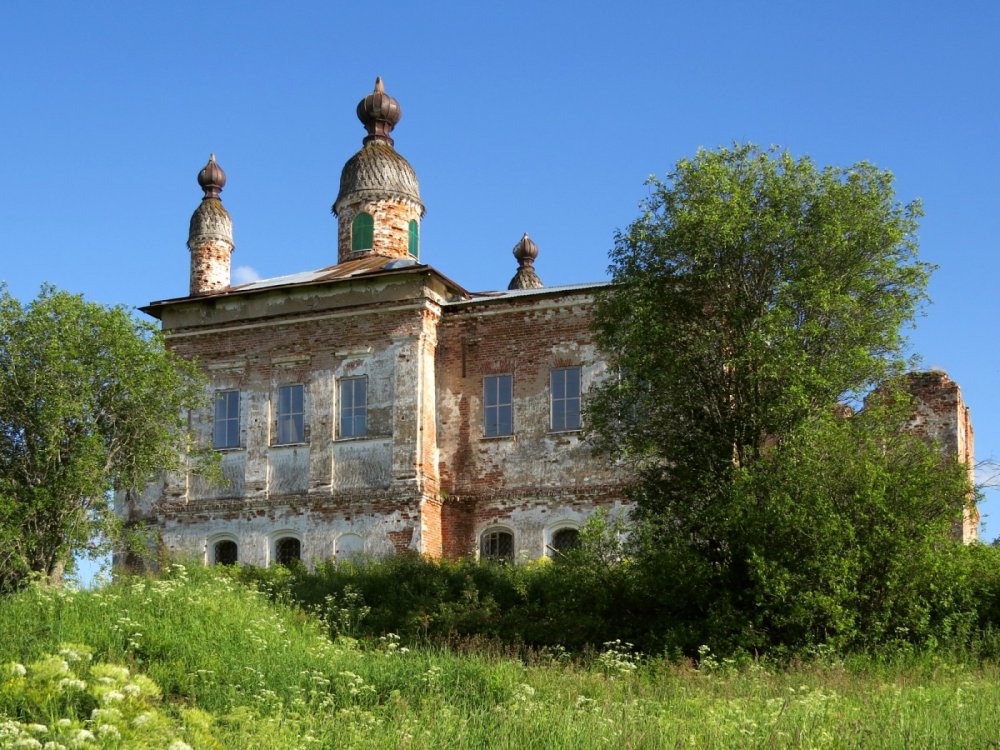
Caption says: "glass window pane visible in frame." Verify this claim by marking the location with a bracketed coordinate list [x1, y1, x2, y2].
[499, 406, 512, 436]
[566, 367, 580, 395]
[566, 400, 581, 430]
[354, 414, 366, 438]
[484, 378, 497, 406]
[552, 407, 565, 433]
[499, 375, 512, 405]
[551, 370, 565, 399]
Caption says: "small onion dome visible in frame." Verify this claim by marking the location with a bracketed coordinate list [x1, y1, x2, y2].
[357, 77, 402, 145]
[508, 233, 543, 290]
[197, 153, 226, 199]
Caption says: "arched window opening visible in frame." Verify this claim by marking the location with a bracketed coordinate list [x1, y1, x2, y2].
[480, 529, 514, 563]
[336, 533, 364, 562]
[214, 539, 238, 566]
[351, 212, 374, 252]
[407, 219, 419, 258]
[275, 537, 301, 566]
[550, 528, 580, 556]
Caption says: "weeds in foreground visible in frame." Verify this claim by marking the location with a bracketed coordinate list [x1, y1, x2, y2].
[0, 565, 997, 749]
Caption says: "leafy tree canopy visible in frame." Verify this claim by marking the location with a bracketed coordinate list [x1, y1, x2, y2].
[586, 145, 978, 653]
[0, 285, 208, 590]
[589, 144, 931, 509]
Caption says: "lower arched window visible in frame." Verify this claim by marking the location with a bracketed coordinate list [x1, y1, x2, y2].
[550, 528, 580, 555]
[480, 529, 514, 562]
[275, 537, 301, 566]
[213, 539, 238, 566]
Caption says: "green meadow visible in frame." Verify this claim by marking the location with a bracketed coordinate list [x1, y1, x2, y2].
[0, 564, 997, 749]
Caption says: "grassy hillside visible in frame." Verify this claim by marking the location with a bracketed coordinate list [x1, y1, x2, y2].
[0, 565, 998, 749]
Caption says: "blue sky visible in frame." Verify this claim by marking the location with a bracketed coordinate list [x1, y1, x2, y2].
[2, 2, 998, 550]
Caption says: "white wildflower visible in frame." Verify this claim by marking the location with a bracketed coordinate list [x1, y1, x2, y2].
[95, 726, 120, 740]
[8, 663, 27, 677]
[168, 741, 193, 750]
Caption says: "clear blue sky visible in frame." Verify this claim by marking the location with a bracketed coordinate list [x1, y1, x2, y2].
[2, 2, 998, 545]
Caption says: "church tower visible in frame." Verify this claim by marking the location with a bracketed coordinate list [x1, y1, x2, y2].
[333, 78, 425, 264]
[188, 154, 234, 295]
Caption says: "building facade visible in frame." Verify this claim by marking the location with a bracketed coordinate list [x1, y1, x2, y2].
[127, 80, 629, 567]
[125, 80, 977, 568]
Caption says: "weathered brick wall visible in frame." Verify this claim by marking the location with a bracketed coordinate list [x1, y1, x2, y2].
[903, 370, 978, 541]
[435, 290, 631, 558]
[189, 241, 232, 295]
[139, 277, 445, 565]
[337, 197, 422, 264]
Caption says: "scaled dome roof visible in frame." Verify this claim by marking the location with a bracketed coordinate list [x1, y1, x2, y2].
[334, 140, 423, 214]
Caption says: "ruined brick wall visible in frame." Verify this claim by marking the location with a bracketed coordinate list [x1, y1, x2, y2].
[189, 242, 232, 296]
[903, 370, 978, 542]
[337, 197, 422, 264]
[435, 289, 631, 559]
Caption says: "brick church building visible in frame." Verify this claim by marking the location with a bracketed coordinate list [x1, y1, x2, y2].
[124, 80, 977, 568]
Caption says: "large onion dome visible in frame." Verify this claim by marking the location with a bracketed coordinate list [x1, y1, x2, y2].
[333, 78, 424, 216]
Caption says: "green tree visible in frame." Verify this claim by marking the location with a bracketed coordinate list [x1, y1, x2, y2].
[588, 145, 973, 652]
[0, 285, 208, 590]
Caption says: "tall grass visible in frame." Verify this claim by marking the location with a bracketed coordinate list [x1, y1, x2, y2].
[0, 565, 998, 748]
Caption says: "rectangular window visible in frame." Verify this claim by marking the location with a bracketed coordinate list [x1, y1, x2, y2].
[276, 384, 304, 444]
[550, 366, 582, 432]
[213, 390, 240, 449]
[483, 374, 513, 437]
[339, 377, 368, 438]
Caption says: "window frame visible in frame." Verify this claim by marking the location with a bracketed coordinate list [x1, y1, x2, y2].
[213, 389, 241, 450]
[272, 535, 302, 567]
[208, 534, 239, 566]
[407, 219, 419, 258]
[548, 527, 581, 557]
[351, 212, 374, 252]
[338, 376, 368, 439]
[483, 374, 513, 437]
[479, 527, 515, 563]
[550, 366, 582, 433]
[275, 384, 305, 445]
[212, 539, 239, 566]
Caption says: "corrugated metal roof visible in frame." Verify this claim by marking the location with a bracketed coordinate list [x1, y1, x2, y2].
[444, 281, 610, 307]
[230, 255, 415, 292]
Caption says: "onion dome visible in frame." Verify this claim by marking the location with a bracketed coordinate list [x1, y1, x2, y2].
[197, 153, 226, 198]
[357, 77, 401, 145]
[189, 154, 233, 250]
[333, 79, 423, 216]
[508, 233, 544, 290]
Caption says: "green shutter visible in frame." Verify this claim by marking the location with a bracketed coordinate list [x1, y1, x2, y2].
[408, 219, 419, 258]
[351, 213, 374, 252]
